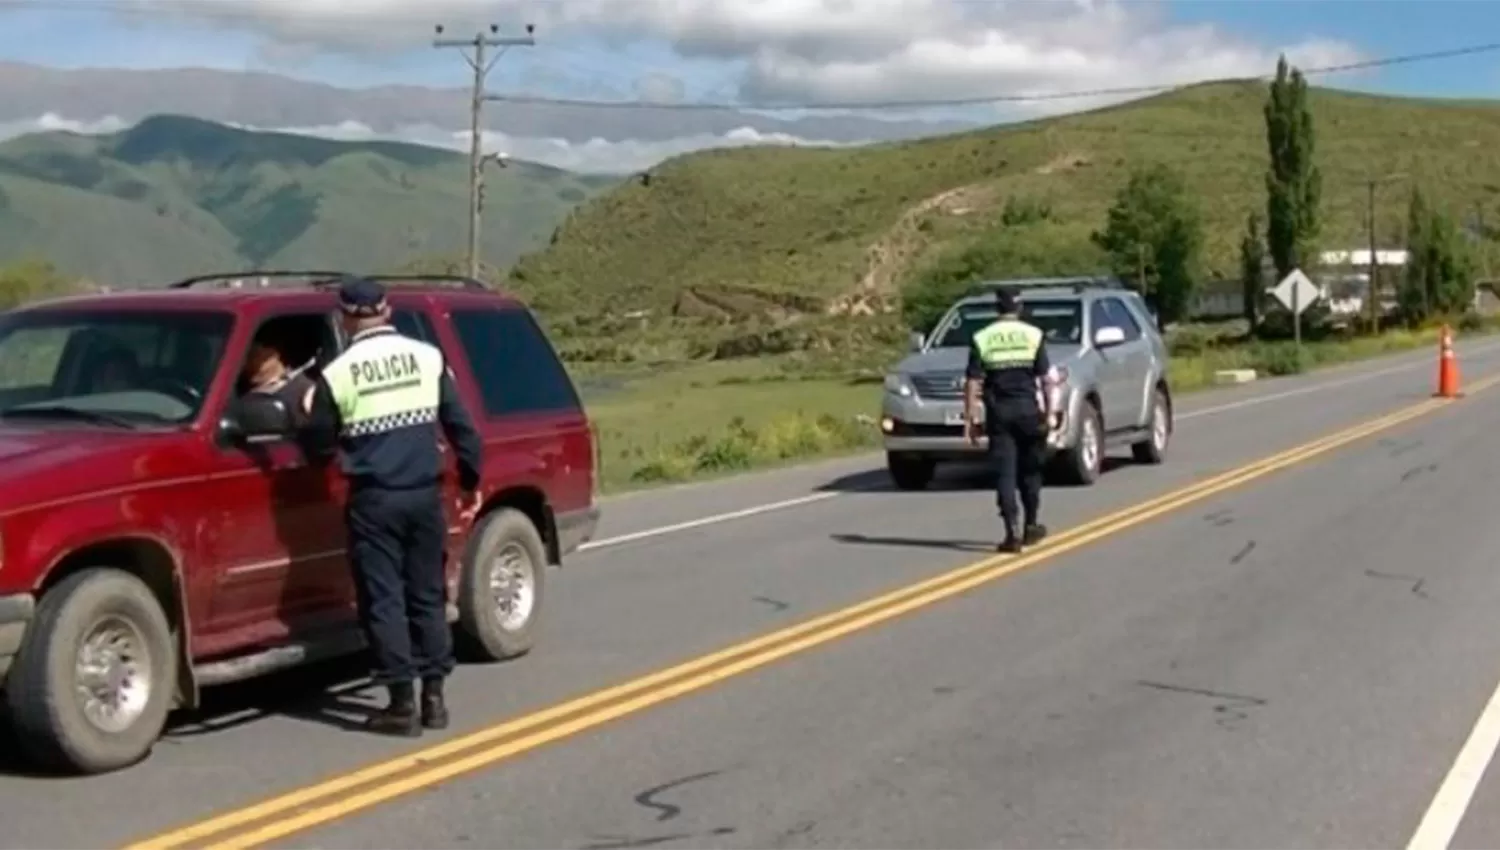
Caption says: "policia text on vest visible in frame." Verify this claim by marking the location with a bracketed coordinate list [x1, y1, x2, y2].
[303, 276, 485, 737]
[347, 349, 423, 390]
[962, 288, 1057, 554]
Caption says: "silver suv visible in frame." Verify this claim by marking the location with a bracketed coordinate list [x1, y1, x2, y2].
[880, 277, 1173, 490]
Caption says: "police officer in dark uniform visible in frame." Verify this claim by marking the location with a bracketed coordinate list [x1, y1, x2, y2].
[304, 276, 485, 736]
[963, 286, 1058, 553]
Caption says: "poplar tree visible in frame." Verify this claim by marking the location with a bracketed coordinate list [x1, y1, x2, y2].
[1264, 56, 1321, 281]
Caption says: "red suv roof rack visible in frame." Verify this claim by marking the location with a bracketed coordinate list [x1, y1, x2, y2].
[169, 271, 490, 291]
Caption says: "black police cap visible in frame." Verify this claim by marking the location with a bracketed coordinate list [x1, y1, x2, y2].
[337, 275, 388, 317]
[994, 286, 1019, 314]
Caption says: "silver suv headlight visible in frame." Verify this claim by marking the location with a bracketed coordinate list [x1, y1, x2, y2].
[883, 373, 915, 398]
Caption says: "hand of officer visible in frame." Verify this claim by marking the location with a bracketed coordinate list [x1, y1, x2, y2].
[963, 415, 980, 446]
[459, 490, 483, 523]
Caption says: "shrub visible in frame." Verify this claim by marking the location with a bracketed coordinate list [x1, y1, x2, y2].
[1166, 325, 1217, 357]
[1253, 343, 1307, 376]
[629, 455, 695, 484]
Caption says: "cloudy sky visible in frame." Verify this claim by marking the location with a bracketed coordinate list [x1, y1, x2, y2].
[0, 0, 1495, 172]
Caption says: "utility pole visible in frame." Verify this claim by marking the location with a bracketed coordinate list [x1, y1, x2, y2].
[433, 22, 535, 280]
[1364, 172, 1407, 333]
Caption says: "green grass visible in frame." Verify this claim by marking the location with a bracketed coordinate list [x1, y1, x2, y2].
[583, 318, 1500, 494]
[513, 81, 1500, 330]
[580, 358, 881, 492]
[0, 115, 618, 286]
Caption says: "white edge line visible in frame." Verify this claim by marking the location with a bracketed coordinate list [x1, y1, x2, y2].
[579, 491, 842, 551]
[1406, 675, 1500, 850]
[583, 339, 1500, 552]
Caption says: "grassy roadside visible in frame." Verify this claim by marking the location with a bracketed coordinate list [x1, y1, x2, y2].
[582, 319, 1499, 495]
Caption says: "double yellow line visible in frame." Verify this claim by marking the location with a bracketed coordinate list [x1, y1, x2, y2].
[126, 379, 1496, 850]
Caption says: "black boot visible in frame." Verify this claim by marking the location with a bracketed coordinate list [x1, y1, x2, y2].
[421, 677, 450, 730]
[1023, 523, 1048, 546]
[997, 521, 1023, 554]
[366, 682, 421, 738]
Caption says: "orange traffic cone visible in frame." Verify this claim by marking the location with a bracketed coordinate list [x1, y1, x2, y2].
[1436, 324, 1462, 398]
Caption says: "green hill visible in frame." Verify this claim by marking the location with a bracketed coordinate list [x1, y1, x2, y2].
[0, 115, 618, 286]
[511, 81, 1500, 326]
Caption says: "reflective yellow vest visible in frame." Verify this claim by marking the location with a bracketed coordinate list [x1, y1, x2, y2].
[322, 327, 446, 439]
[972, 319, 1044, 371]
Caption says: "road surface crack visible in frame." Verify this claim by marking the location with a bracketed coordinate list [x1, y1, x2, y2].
[1229, 540, 1256, 564]
[752, 595, 791, 611]
[1400, 462, 1439, 482]
[1364, 568, 1430, 599]
[635, 770, 724, 821]
[1137, 680, 1268, 728]
[581, 832, 695, 849]
[582, 827, 737, 849]
[1203, 509, 1234, 528]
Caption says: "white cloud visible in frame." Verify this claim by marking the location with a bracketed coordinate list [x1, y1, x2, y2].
[272, 120, 855, 173]
[0, 113, 128, 139]
[0, 113, 852, 174]
[111, 0, 1367, 115]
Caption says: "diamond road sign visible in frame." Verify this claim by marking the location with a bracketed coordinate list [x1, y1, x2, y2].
[1272, 268, 1321, 315]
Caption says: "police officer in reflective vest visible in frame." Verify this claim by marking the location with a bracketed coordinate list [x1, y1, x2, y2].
[305, 276, 485, 736]
[963, 286, 1058, 553]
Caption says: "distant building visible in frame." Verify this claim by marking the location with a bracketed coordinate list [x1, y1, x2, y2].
[1314, 248, 1408, 316]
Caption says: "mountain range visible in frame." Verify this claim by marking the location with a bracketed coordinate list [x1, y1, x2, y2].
[0, 61, 976, 174]
[0, 114, 617, 286]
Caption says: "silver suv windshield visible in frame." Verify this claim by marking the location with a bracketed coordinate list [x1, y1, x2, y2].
[0, 309, 234, 427]
[929, 298, 1085, 348]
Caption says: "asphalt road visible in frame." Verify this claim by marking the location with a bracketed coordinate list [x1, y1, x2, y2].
[8, 338, 1500, 849]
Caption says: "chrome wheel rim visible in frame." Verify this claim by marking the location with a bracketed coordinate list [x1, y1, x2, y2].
[1081, 416, 1100, 472]
[75, 615, 152, 734]
[1152, 401, 1169, 450]
[490, 543, 536, 632]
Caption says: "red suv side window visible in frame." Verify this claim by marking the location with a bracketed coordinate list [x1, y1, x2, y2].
[448, 307, 581, 417]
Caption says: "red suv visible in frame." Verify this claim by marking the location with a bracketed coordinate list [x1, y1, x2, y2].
[0, 272, 599, 774]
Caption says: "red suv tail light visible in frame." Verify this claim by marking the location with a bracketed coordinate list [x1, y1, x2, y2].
[590, 423, 601, 497]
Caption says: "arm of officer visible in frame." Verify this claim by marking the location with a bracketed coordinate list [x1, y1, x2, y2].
[1032, 341, 1056, 421]
[437, 369, 483, 493]
[297, 375, 341, 461]
[963, 341, 984, 429]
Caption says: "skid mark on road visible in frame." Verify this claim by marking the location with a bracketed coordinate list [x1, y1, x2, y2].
[1137, 680, 1269, 730]
[1364, 569, 1431, 600]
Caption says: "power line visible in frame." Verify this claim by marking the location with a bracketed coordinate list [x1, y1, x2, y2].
[486, 41, 1500, 112]
[432, 23, 535, 280]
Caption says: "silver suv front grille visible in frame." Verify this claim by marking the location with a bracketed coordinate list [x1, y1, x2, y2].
[911, 371, 965, 400]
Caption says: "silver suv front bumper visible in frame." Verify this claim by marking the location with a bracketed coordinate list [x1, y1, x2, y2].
[880, 382, 1080, 459]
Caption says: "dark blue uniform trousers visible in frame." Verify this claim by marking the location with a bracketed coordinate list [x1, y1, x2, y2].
[986, 401, 1046, 531]
[346, 485, 455, 686]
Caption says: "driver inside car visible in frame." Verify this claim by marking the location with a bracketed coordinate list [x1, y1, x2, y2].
[242, 326, 316, 428]
[92, 345, 141, 394]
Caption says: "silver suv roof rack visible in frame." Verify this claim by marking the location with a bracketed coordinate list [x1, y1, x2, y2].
[971, 276, 1129, 294]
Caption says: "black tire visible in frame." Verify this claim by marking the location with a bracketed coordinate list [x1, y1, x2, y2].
[1055, 399, 1103, 486]
[5, 568, 176, 775]
[1132, 387, 1171, 465]
[456, 507, 548, 662]
[887, 452, 935, 491]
